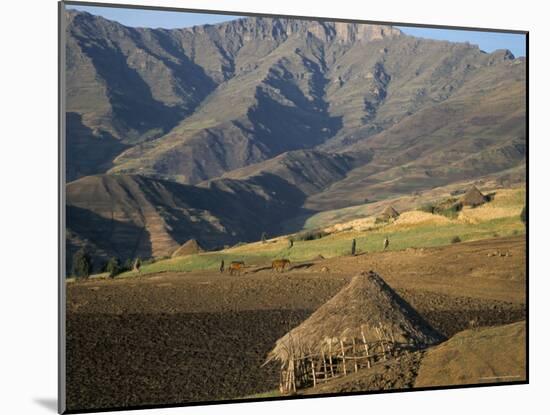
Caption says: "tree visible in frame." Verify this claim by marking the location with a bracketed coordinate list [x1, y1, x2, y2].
[72, 248, 91, 279]
[351, 238, 356, 256]
[105, 257, 120, 278]
[521, 205, 527, 226]
[123, 258, 134, 271]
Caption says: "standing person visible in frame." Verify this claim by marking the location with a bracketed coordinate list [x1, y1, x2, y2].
[383, 236, 389, 251]
[220, 259, 225, 273]
[133, 257, 141, 273]
[351, 238, 356, 256]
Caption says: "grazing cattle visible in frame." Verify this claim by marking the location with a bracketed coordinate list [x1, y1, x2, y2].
[229, 261, 245, 276]
[272, 259, 291, 273]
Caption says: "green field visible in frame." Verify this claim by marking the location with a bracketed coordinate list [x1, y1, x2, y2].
[115, 187, 525, 278]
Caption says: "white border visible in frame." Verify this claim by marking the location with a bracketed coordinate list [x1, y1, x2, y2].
[1, 1, 546, 414]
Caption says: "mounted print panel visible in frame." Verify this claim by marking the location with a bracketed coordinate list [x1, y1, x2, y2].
[59, 1, 528, 413]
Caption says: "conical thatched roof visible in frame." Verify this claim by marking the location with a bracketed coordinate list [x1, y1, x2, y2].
[462, 186, 486, 207]
[266, 271, 442, 364]
[171, 239, 203, 258]
[379, 205, 400, 221]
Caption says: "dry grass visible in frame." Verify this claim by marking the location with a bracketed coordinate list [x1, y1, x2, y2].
[390, 211, 452, 228]
[225, 237, 289, 253]
[323, 217, 378, 233]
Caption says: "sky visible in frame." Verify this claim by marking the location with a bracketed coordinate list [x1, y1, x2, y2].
[66, 4, 526, 57]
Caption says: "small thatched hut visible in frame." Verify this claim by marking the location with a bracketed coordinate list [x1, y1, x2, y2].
[171, 239, 203, 258]
[265, 271, 442, 392]
[378, 205, 400, 222]
[462, 186, 486, 207]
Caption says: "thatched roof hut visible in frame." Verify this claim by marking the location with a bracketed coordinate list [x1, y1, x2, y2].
[462, 186, 486, 207]
[266, 271, 442, 365]
[378, 205, 400, 221]
[171, 239, 203, 258]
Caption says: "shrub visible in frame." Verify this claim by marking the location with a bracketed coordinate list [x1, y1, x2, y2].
[105, 257, 121, 278]
[439, 205, 461, 219]
[294, 229, 328, 241]
[421, 199, 463, 219]
[451, 236, 461, 244]
[419, 204, 435, 214]
[72, 248, 92, 279]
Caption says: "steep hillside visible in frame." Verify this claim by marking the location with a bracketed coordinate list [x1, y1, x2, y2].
[66, 174, 310, 272]
[64, 10, 526, 269]
[213, 149, 358, 196]
[308, 57, 526, 209]
[67, 10, 526, 186]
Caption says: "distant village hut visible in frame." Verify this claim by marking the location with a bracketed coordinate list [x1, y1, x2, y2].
[462, 186, 487, 207]
[171, 239, 204, 258]
[378, 205, 400, 222]
[264, 271, 442, 393]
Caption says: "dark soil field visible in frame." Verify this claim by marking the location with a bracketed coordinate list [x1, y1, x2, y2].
[66, 236, 526, 411]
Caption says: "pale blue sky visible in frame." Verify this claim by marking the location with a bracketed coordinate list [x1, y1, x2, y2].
[66, 4, 526, 57]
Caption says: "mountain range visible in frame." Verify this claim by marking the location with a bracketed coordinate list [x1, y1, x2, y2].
[65, 10, 526, 271]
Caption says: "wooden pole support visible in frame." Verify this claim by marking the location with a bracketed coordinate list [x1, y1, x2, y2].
[311, 359, 316, 387]
[328, 341, 334, 377]
[361, 328, 371, 369]
[352, 338, 358, 372]
[340, 339, 347, 376]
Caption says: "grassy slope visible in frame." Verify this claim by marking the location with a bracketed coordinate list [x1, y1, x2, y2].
[119, 187, 525, 277]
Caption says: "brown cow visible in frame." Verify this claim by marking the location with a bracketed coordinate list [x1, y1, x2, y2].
[229, 261, 245, 276]
[272, 259, 290, 273]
